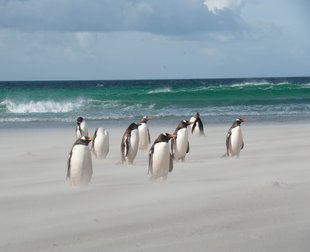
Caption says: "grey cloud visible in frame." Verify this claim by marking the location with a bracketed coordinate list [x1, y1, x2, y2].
[0, 0, 247, 35]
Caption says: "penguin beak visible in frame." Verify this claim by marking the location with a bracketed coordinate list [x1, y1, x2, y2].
[88, 137, 95, 141]
[187, 121, 194, 125]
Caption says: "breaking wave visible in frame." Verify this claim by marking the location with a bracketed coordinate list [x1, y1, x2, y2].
[1, 99, 85, 113]
[147, 87, 171, 94]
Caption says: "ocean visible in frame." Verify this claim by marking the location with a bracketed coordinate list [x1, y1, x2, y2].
[1, 77, 310, 129]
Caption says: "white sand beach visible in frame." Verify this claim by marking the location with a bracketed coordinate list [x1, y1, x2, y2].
[0, 122, 309, 252]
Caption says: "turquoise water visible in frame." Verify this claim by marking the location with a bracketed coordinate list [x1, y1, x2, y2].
[1, 77, 310, 128]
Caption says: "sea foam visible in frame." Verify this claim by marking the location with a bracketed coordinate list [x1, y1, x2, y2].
[147, 87, 171, 94]
[1, 99, 84, 113]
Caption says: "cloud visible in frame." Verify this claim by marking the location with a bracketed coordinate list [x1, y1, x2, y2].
[0, 0, 247, 35]
[203, 0, 244, 14]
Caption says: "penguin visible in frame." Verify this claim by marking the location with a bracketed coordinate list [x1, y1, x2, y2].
[224, 118, 246, 157]
[171, 120, 194, 161]
[121, 123, 140, 165]
[91, 127, 109, 159]
[76, 117, 88, 138]
[138, 116, 152, 150]
[148, 133, 176, 180]
[189, 112, 205, 136]
[67, 136, 94, 186]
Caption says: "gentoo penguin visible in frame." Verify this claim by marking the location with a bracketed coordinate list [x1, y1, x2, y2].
[121, 123, 140, 165]
[76, 117, 88, 138]
[171, 120, 193, 161]
[224, 118, 246, 157]
[91, 127, 109, 159]
[148, 133, 176, 180]
[189, 112, 205, 136]
[67, 136, 94, 186]
[138, 116, 152, 150]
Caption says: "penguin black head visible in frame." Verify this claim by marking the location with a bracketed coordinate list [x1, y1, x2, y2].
[163, 133, 177, 139]
[235, 118, 246, 126]
[181, 120, 194, 128]
[140, 116, 152, 123]
[157, 133, 177, 142]
[76, 117, 84, 125]
[194, 112, 200, 118]
[174, 120, 194, 133]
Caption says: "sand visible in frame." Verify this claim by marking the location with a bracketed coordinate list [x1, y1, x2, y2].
[0, 122, 309, 252]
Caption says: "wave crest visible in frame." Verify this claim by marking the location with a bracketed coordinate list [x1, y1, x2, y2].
[1, 99, 85, 113]
[147, 87, 171, 94]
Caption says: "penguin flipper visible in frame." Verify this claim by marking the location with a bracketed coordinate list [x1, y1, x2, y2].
[147, 128, 151, 144]
[171, 138, 175, 159]
[226, 130, 232, 156]
[148, 146, 154, 175]
[241, 140, 244, 150]
[148, 153, 153, 175]
[92, 128, 98, 147]
[67, 150, 72, 179]
[124, 135, 131, 157]
[120, 139, 126, 163]
[91, 129, 98, 158]
[169, 154, 174, 172]
[186, 141, 190, 153]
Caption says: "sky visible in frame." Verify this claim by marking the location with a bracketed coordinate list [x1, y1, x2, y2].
[0, 0, 309, 81]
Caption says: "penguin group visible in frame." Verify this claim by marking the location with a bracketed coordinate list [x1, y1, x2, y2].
[67, 117, 109, 186]
[67, 114, 246, 186]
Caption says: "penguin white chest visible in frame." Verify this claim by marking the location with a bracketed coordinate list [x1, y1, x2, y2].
[70, 145, 92, 186]
[93, 130, 109, 159]
[130, 129, 139, 151]
[138, 123, 149, 149]
[152, 142, 170, 176]
[192, 123, 201, 136]
[126, 129, 139, 163]
[230, 126, 243, 155]
[189, 117, 199, 135]
[175, 128, 188, 158]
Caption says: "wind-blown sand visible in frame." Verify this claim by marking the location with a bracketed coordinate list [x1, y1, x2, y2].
[0, 122, 309, 252]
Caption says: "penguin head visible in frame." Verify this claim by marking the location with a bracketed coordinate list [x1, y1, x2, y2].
[194, 112, 200, 118]
[160, 133, 177, 142]
[235, 118, 246, 125]
[140, 116, 152, 123]
[181, 120, 194, 128]
[76, 117, 84, 125]
[163, 133, 177, 139]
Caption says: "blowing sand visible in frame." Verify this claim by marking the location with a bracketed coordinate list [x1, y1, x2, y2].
[0, 122, 309, 252]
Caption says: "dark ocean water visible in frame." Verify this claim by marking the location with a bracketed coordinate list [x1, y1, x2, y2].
[1, 77, 310, 128]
